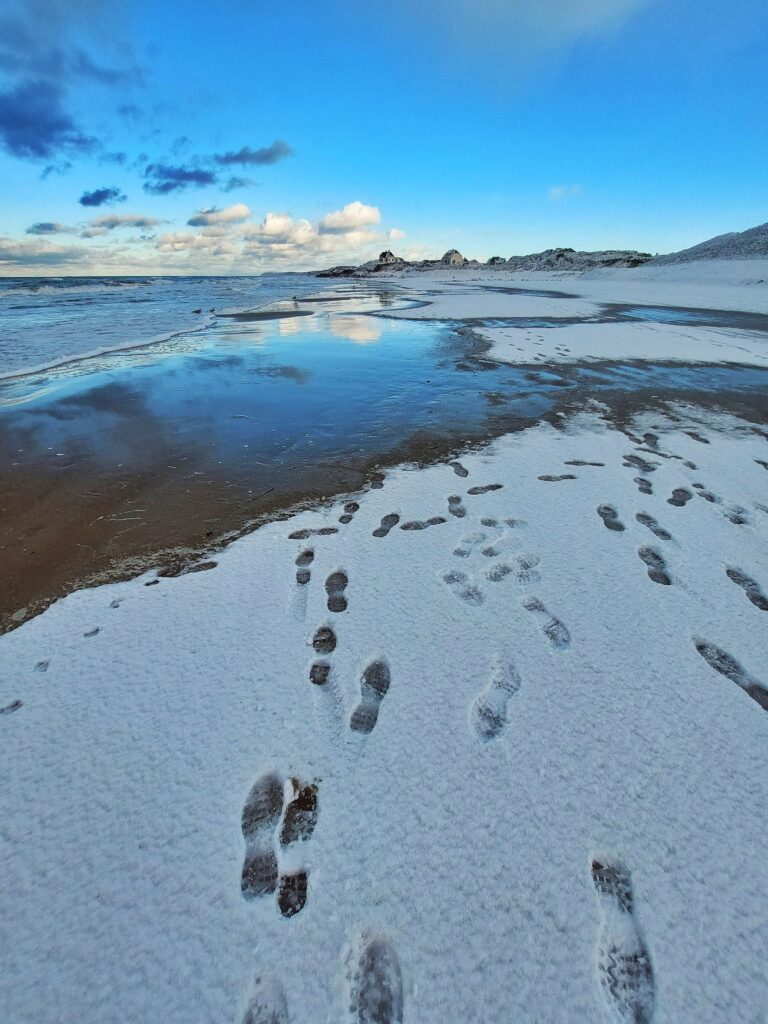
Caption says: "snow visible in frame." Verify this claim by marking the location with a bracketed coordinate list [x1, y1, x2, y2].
[383, 258, 768, 315]
[479, 320, 768, 367]
[2, 400, 768, 1022]
[652, 222, 768, 263]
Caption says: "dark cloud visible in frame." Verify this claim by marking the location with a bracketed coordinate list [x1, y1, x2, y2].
[86, 214, 164, 231]
[0, 2, 143, 164]
[79, 186, 126, 207]
[0, 236, 86, 266]
[223, 176, 256, 192]
[213, 140, 293, 166]
[26, 221, 74, 235]
[143, 163, 217, 195]
[0, 7, 143, 86]
[0, 79, 95, 159]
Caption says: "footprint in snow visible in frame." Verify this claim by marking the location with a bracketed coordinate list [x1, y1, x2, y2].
[467, 483, 503, 495]
[725, 567, 768, 612]
[538, 474, 576, 482]
[637, 546, 672, 586]
[289, 526, 338, 540]
[443, 569, 485, 606]
[241, 975, 289, 1024]
[373, 514, 399, 538]
[326, 570, 349, 612]
[667, 487, 692, 507]
[449, 460, 469, 477]
[635, 513, 672, 542]
[295, 548, 314, 586]
[308, 625, 346, 742]
[623, 454, 659, 474]
[597, 505, 625, 532]
[693, 638, 768, 709]
[339, 501, 359, 525]
[591, 858, 655, 1024]
[347, 931, 403, 1024]
[634, 477, 653, 495]
[447, 495, 466, 518]
[400, 516, 446, 531]
[521, 596, 570, 649]
[350, 660, 391, 736]
[471, 659, 522, 740]
[240, 772, 318, 918]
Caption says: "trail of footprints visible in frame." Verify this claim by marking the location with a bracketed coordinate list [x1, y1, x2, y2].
[238, 439, 764, 1019]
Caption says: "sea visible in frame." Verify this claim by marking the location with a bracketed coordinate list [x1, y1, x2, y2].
[0, 274, 324, 379]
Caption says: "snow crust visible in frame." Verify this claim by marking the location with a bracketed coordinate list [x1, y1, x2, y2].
[384, 259, 768, 315]
[480, 320, 768, 367]
[2, 406, 768, 1023]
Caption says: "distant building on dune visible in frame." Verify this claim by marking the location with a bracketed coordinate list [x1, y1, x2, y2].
[487, 256, 507, 265]
[441, 249, 466, 265]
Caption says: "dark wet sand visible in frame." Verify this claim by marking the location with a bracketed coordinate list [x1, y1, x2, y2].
[2, 356, 767, 633]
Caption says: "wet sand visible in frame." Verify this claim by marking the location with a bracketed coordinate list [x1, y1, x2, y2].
[2, 285, 767, 632]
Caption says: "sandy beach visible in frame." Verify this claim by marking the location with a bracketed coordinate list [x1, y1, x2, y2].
[2, 259, 767, 1022]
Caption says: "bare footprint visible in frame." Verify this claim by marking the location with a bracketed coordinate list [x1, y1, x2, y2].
[591, 858, 655, 1024]
[521, 596, 570, 649]
[597, 505, 625, 532]
[635, 513, 672, 542]
[373, 514, 399, 538]
[348, 932, 404, 1024]
[471, 659, 522, 740]
[350, 661, 391, 734]
[326, 570, 349, 612]
[694, 638, 768, 709]
[725, 567, 768, 612]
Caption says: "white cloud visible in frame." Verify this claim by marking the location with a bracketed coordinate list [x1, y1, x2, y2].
[387, 228, 406, 241]
[329, 315, 382, 345]
[548, 185, 583, 201]
[155, 230, 239, 256]
[242, 208, 381, 266]
[7, 199, 391, 272]
[187, 203, 251, 227]
[319, 201, 381, 233]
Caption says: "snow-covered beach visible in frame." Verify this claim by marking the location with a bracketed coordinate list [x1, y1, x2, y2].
[2, 259, 768, 1023]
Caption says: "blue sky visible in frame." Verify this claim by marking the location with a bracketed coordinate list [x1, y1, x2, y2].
[1, 0, 766, 274]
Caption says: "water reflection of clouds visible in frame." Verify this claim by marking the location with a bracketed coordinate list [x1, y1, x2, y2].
[329, 315, 382, 344]
[279, 315, 319, 336]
